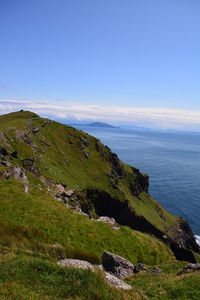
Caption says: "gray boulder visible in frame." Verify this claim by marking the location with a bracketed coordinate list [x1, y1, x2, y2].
[102, 251, 135, 279]
[57, 259, 94, 270]
[104, 272, 133, 290]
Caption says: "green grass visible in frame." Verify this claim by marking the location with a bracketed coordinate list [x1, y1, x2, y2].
[0, 178, 174, 265]
[127, 262, 200, 300]
[0, 254, 142, 300]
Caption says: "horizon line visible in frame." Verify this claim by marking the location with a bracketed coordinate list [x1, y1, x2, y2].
[1, 99, 200, 132]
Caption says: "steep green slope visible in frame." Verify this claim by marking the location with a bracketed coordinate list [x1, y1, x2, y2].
[0, 111, 177, 228]
[0, 177, 174, 265]
[0, 110, 199, 262]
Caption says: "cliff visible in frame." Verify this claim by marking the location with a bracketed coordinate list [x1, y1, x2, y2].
[0, 110, 199, 263]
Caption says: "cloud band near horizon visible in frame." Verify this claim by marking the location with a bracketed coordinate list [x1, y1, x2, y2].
[1, 99, 200, 131]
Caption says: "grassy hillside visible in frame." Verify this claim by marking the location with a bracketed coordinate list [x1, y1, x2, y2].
[0, 177, 174, 265]
[0, 110, 199, 299]
[0, 110, 178, 233]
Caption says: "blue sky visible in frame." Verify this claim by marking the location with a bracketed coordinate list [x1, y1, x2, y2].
[0, 0, 199, 128]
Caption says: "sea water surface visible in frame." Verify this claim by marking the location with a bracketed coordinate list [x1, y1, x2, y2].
[75, 126, 200, 236]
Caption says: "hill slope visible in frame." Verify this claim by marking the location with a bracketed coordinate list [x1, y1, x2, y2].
[0, 110, 199, 263]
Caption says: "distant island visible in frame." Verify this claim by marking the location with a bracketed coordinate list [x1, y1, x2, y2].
[69, 121, 118, 128]
[87, 122, 117, 128]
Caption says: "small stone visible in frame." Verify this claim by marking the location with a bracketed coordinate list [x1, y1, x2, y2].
[113, 226, 120, 231]
[134, 263, 146, 273]
[150, 266, 162, 274]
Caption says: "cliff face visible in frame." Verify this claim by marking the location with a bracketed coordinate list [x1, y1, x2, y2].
[0, 110, 199, 262]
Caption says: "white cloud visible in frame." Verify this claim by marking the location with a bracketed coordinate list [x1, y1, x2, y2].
[0, 99, 200, 131]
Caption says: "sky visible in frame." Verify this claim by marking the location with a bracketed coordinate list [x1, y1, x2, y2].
[0, 0, 200, 129]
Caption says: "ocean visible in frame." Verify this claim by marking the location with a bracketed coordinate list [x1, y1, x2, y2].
[75, 125, 200, 237]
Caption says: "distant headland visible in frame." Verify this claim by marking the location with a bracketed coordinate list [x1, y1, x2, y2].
[70, 121, 118, 128]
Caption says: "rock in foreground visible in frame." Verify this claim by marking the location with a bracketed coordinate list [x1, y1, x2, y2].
[57, 257, 133, 290]
[102, 251, 135, 279]
[57, 259, 94, 270]
[104, 272, 133, 290]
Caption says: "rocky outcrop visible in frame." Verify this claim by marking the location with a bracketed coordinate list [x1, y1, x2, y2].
[3, 167, 29, 193]
[15, 129, 38, 150]
[85, 188, 164, 239]
[45, 181, 88, 215]
[167, 219, 200, 262]
[102, 251, 135, 279]
[55, 184, 74, 198]
[85, 188, 200, 262]
[130, 167, 149, 196]
[22, 158, 39, 176]
[170, 220, 200, 253]
[177, 263, 200, 275]
[96, 216, 120, 231]
[109, 152, 125, 188]
[95, 141, 125, 188]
